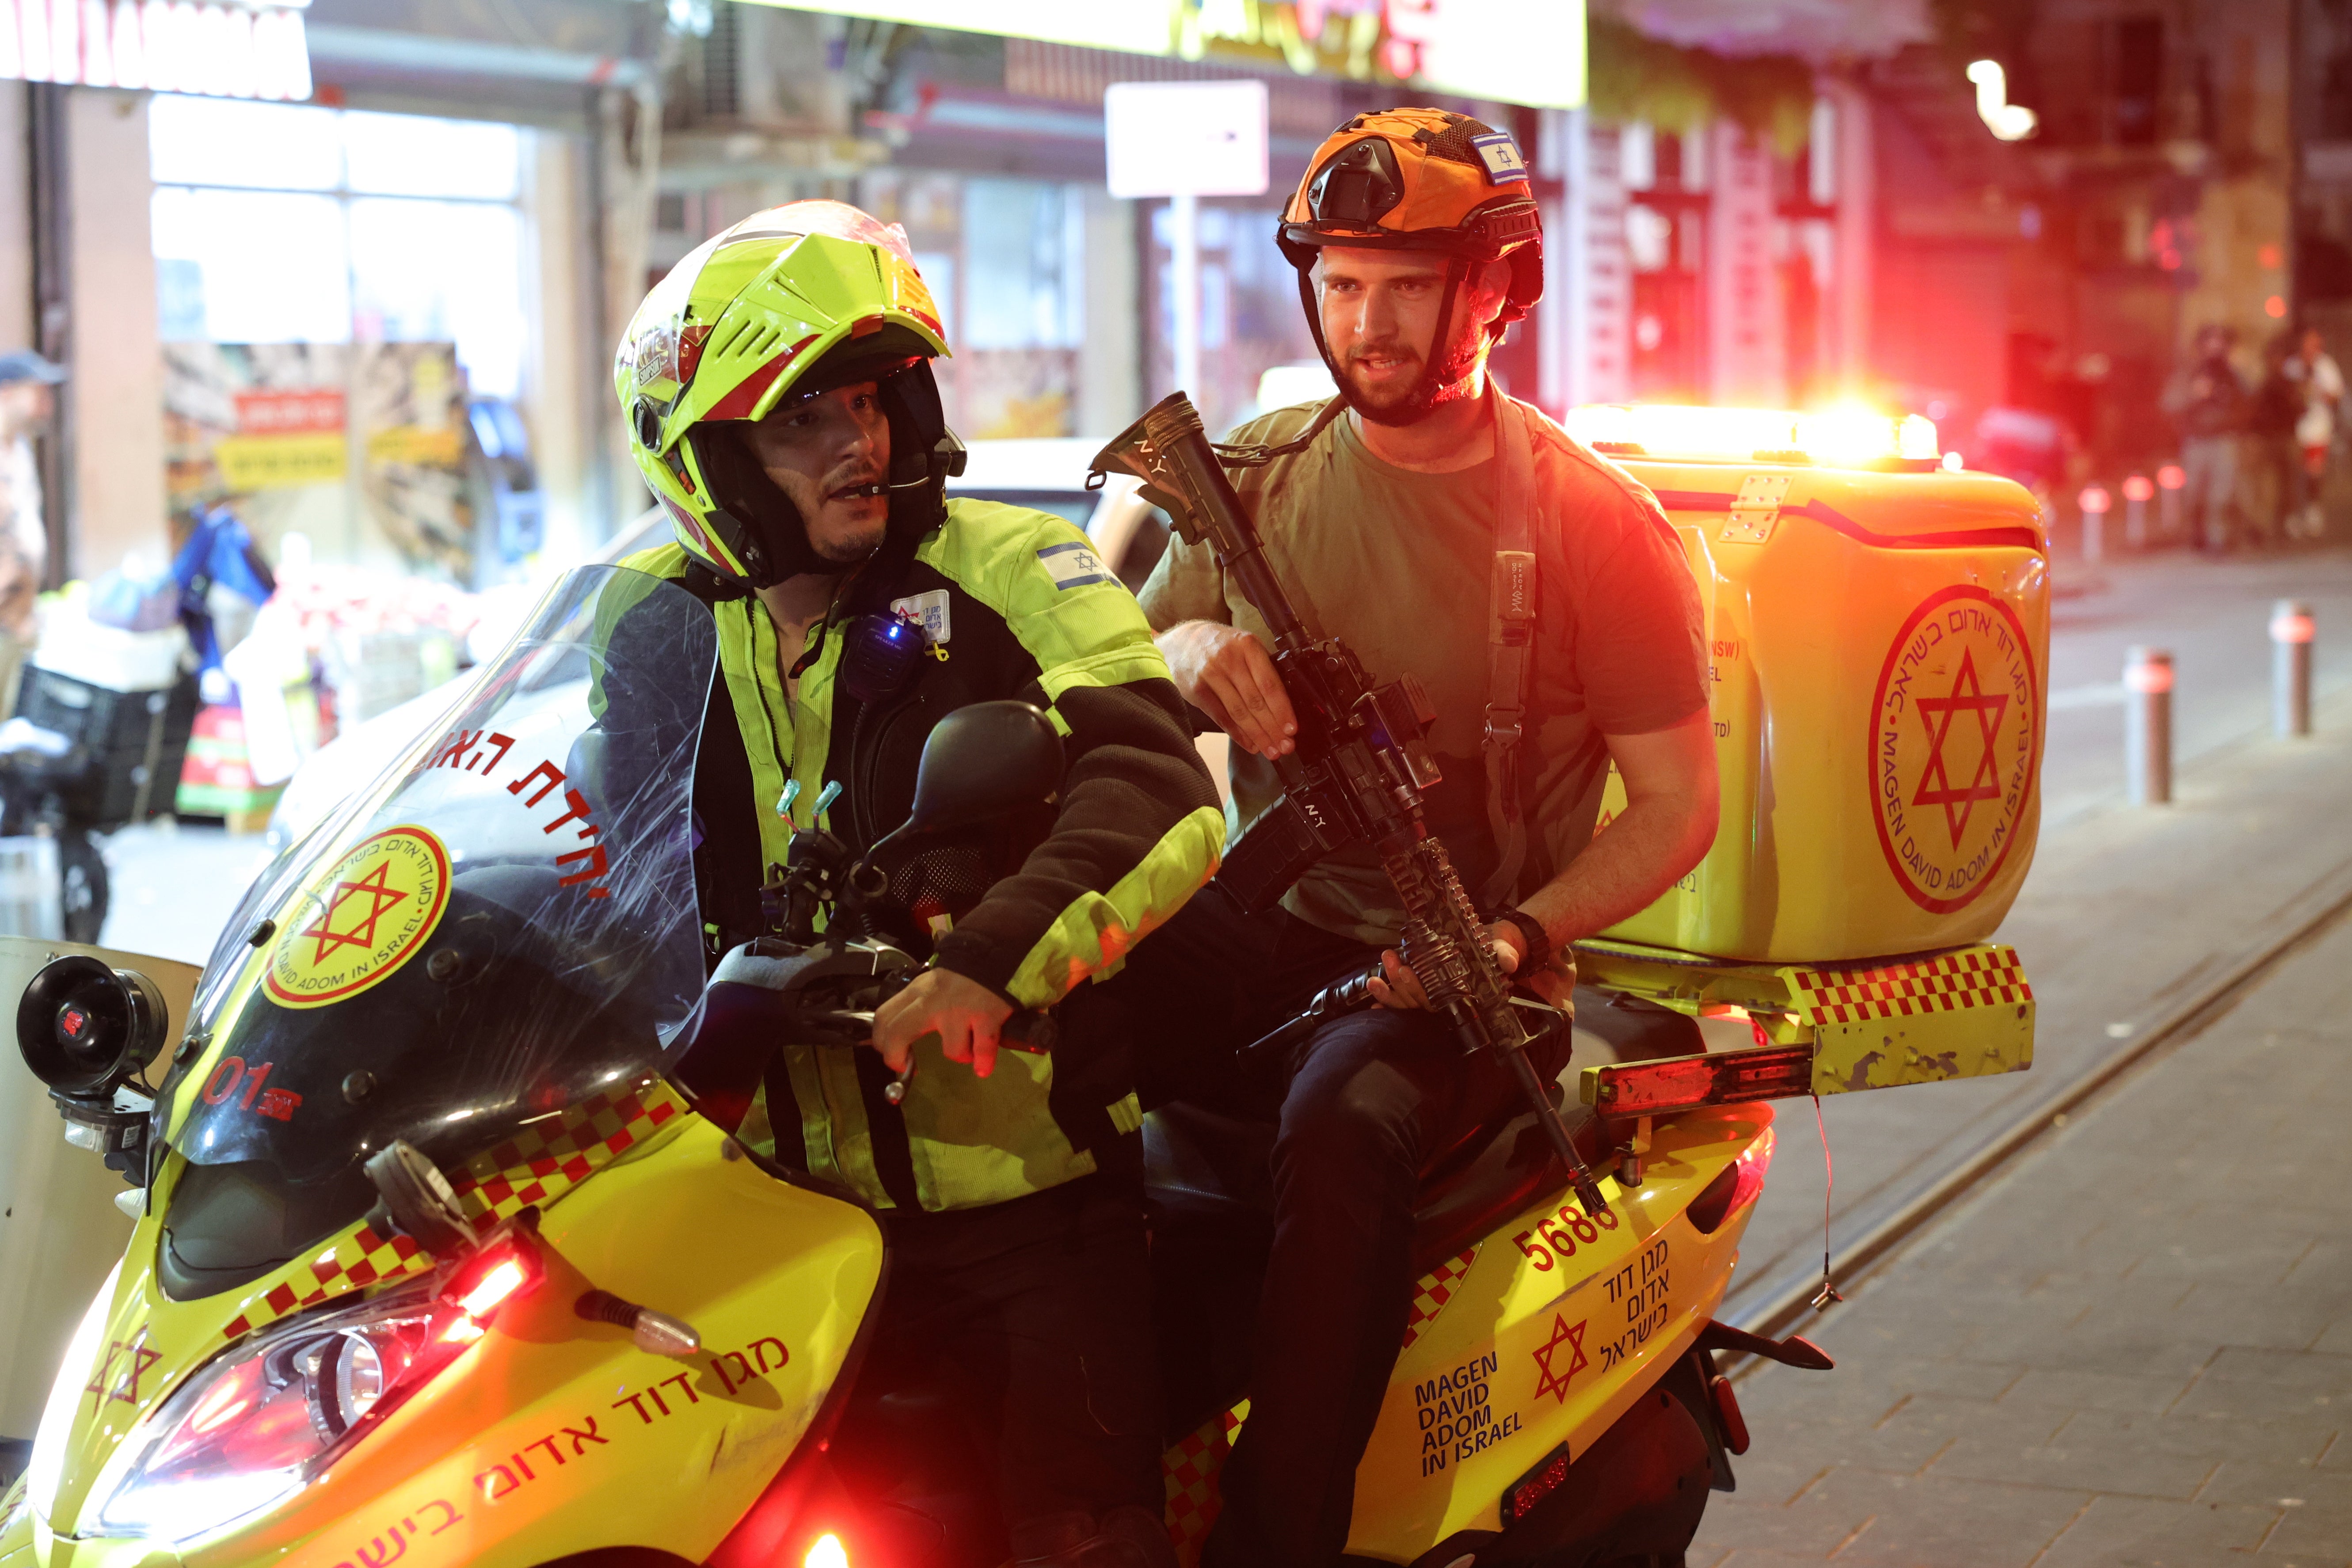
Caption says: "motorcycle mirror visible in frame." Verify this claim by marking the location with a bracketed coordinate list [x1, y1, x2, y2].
[364, 1140, 477, 1256]
[900, 700, 1064, 839]
[16, 955, 169, 1096]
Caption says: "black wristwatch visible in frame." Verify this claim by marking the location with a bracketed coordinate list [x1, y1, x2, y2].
[1495, 907, 1552, 977]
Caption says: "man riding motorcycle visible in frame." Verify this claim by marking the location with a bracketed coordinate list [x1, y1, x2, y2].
[613, 200, 1224, 1568]
[1126, 111, 1720, 1566]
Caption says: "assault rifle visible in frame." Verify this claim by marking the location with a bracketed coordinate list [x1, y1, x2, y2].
[1091, 392, 1607, 1217]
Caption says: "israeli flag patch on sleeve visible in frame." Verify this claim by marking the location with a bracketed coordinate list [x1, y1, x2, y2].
[1037, 540, 1114, 590]
[1471, 132, 1529, 185]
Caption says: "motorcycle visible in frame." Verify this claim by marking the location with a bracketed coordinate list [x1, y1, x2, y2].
[0, 563, 1839, 1568]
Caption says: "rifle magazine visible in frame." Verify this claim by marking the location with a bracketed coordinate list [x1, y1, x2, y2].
[1216, 795, 1333, 914]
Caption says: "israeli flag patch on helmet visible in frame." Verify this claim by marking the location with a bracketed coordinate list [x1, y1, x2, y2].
[1471, 133, 1529, 185]
[1037, 540, 1114, 590]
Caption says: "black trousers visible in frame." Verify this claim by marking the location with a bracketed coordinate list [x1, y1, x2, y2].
[1118, 886, 1564, 1568]
[849, 1173, 1166, 1552]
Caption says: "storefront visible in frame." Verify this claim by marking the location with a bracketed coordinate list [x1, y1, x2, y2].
[152, 96, 534, 580]
[0, 0, 662, 587]
[654, 0, 1584, 441]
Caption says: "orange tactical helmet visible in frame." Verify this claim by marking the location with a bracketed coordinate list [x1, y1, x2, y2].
[1277, 108, 1544, 420]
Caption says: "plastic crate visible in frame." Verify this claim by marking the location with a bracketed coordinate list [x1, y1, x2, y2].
[15, 665, 202, 828]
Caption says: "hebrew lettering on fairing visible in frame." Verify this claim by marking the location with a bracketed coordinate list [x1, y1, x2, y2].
[508, 761, 566, 807]
[355, 1521, 412, 1568]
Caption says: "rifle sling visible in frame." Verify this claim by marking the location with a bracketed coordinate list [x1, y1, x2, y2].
[1482, 392, 1541, 910]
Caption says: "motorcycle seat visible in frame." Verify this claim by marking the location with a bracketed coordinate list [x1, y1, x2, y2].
[1141, 1093, 1612, 1279]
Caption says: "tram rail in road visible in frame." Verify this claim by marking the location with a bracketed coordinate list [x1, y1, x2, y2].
[1721, 847, 2352, 1357]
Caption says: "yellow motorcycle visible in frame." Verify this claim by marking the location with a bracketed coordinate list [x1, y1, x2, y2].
[0, 563, 1847, 1568]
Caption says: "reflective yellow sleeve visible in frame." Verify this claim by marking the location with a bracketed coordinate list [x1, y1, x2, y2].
[1001, 803, 1228, 1010]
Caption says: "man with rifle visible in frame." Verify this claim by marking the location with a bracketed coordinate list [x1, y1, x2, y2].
[1123, 110, 1720, 1567]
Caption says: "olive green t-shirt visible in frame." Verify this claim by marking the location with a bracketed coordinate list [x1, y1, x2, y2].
[1136, 393, 1708, 946]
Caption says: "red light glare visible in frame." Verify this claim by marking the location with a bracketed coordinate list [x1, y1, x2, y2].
[2157, 464, 2185, 489]
[187, 1389, 250, 1435]
[1729, 1125, 1775, 1211]
[2266, 296, 2287, 319]
[2077, 486, 2111, 514]
[2122, 474, 2154, 502]
[458, 1260, 527, 1318]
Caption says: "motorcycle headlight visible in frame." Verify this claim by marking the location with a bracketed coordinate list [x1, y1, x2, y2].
[86, 1239, 541, 1544]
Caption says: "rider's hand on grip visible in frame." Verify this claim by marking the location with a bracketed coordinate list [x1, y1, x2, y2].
[871, 963, 1016, 1079]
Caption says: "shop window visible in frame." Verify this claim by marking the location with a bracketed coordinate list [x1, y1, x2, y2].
[148, 96, 526, 399]
[1143, 198, 1317, 434]
[148, 97, 342, 190]
[961, 179, 1081, 350]
[152, 186, 349, 344]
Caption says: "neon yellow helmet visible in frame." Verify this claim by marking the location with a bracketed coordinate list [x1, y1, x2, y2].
[614, 200, 961, 587]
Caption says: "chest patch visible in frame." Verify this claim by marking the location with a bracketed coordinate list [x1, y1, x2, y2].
[1037, 540, 1114, 590]
[890, 588, 951, 646]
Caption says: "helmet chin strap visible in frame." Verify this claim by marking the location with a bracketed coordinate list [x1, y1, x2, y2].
[1299, 254, 1489, 430]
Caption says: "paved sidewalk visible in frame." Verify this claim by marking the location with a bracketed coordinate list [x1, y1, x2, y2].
[1721, 672, 2352, 1326]
[2041, 550, 2352, 832]
[1693, 904, 2352, 1566]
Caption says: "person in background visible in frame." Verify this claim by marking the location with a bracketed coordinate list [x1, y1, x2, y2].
[2251, 336, 2306, 548]
[0, 350, 63, 715]
[2290, 326, 2343, 540]
[2162, 325, 2247, 553]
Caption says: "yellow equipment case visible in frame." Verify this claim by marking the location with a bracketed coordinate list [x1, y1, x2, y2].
[1568, 410, 2048, 1102]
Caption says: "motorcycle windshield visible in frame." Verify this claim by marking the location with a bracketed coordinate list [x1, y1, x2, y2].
[170, 565, 715, 1189]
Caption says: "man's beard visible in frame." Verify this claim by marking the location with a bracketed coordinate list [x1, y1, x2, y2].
[812, 510, 887, 563]
[1339, 335, 1488, 427]
[802, 464, 890, 562]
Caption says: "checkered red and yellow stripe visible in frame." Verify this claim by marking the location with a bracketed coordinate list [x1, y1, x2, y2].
[444, 1080, 688, 1227]
[1401, 1245, 1480, 1350]
[1163, 1400, 1249, 1566]
[216, 1079, 689, 1341]
[1156, 1250, 1481, 1556]
[1789, 945, 2030, 1025]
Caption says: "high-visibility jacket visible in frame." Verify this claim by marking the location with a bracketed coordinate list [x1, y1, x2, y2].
[624, 498, 1224, 1212]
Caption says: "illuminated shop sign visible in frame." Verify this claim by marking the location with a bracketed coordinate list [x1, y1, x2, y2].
[0, 0, 312, 100]
[743, 0, 1585, 110]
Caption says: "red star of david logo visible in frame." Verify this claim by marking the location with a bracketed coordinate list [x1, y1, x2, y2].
[1532, 1314, 1588, 1404]
[301, 860, 409, 964]
[86, 1328, 161, 1411]
[1911, 649, 2009, 847]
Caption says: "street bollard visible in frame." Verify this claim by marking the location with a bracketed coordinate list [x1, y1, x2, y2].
[2272, 599, 2314, 737]
[2078, 484, 2110, 563]
[2123, 472, 2154, 548]
[2157, 463, 2185, 538]
[2125, 646, 2173, 804]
